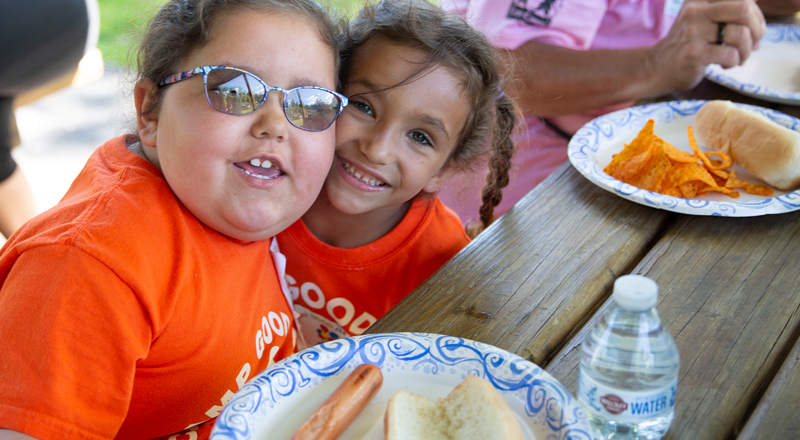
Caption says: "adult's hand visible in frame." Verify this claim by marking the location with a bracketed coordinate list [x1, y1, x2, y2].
[647, 0, 766, 93]
[509, 0, 766, 118]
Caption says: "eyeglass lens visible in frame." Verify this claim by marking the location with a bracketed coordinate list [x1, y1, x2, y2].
[205, 69, 340, 131]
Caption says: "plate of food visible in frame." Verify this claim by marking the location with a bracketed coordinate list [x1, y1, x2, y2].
[704, 24, 800, 105]
[568, 100, 800, 216]
[209, 332, 592, 440]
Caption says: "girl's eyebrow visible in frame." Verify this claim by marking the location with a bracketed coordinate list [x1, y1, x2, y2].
[416, 113, 449, 141]
[293, 76, 331, 89]
[346, 78, 382, 92]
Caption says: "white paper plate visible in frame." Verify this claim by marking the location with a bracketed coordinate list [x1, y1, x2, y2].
[210, 333, 592, 440]
[568, 100, 800, 216]
[704, 25, 800, 105]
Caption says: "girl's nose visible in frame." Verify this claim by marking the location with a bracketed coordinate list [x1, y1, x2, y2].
[361, 131, 394, 165]
[250, 91, 289, 140]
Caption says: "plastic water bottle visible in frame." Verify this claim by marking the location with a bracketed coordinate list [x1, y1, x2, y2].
[578, 275, 680, 440]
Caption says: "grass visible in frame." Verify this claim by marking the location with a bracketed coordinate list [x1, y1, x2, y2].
[97, 0, 166, 68]
[97, 0, 372, 68]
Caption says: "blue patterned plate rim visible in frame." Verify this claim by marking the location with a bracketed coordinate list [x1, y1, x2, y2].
[210, 332, 592, 440]
[567, 100, 800, 217]
[704, 24, 800, 104]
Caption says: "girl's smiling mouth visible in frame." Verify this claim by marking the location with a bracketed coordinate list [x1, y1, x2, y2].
[338, 157, 388, 189]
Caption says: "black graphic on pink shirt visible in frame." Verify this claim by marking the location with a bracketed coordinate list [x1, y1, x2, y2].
[507, 0, 562, 26]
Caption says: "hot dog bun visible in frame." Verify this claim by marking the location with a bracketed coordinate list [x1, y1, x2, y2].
[694, 100, 800, 190]
[291, 363, 383, 440]
[384, 375, 524, 440]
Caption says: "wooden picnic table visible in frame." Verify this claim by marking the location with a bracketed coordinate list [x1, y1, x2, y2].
[367, 79, 800, 439]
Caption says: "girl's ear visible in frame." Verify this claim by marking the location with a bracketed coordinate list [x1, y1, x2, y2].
[423, 160, 461, 194]
[135, 79, 159, 148]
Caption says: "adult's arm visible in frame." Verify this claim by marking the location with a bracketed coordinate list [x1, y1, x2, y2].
[0, 430, 38, 440]
[509, 0, 766, 117]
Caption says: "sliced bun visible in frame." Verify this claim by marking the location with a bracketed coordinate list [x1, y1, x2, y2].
[694, 100, 800, 190]
[384, 375, 524, 440]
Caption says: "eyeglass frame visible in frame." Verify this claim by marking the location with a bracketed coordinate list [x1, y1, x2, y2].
[158, 65, 349, 132]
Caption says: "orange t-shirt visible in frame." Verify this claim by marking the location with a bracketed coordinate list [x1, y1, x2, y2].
[276, 197, 469, 347]
[0, 136, 296, 439]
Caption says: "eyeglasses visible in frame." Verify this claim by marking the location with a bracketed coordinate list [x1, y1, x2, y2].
[158, 65, 348, 132]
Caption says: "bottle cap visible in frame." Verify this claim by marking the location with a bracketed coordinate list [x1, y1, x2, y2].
[612, 275, 658, 311]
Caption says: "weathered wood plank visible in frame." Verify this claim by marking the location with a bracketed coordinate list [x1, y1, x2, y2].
[737, 322, 800, 439]
[367, 162, 674, 367]
[545, 211, 800, 440]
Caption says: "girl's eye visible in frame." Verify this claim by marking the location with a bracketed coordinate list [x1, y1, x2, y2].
[409, 131, 432, 147]
[351, 100, 374, 116]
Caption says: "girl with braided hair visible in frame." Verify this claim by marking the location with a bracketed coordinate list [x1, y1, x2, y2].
[276, 0, 519, 346]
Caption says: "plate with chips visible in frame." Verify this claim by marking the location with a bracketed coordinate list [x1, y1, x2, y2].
[568, 100, 800, 216]
[704, 24, 800, 105]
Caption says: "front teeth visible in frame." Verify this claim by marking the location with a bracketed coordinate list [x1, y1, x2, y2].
[250, 158, 273, 169]
[342, 160, 386, 187]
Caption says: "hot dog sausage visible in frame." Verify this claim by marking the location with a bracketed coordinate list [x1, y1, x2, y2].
[291, 363, 383, 440]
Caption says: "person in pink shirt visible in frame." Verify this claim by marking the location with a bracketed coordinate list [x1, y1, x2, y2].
[438, 0, 767, 225]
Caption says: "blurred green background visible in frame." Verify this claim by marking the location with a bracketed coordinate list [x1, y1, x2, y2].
[97, 0, 371, 68]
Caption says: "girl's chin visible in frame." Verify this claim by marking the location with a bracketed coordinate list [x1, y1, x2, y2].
[219, 211, 294, 242]
[325, 189, 378, 216]
[329, 198, 374, 216]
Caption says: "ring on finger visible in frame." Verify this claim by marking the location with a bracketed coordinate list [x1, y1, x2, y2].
[716, 22, 726, 45]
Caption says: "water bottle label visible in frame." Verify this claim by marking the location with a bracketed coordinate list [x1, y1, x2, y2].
[578, 370, 677, 423]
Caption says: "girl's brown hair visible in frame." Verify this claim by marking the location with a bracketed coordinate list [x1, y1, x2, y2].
[341, 0, 519, 238]
[136, 0, 341, 118]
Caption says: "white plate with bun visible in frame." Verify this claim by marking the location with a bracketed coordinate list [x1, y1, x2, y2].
[568, 100, 800, 216]
[704, 25, 800, 105]
[209, 333, 592, 440]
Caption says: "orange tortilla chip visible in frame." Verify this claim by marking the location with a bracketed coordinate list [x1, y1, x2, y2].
[711, 174, 727, 187]
[627, 137, 672, 192]
[604, 119, 655, 176]
[662, 186, 682, 197]
[687, 126, 731, 170]
[698, 186, 740, 198]
[611, 150, 652, 183]
[745, 185, 774, 196]
[662, 138, 700, 163]
[708, 168, 729, 180]
[679, 181, 700, 198]
[661, 163, 719, 194]
[706, 151, 733, 169]
[724, 169, 749, 190]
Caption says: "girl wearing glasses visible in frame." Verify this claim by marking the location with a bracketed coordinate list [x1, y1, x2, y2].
[0, 0, 343, 439]
[277, 0, 519, 347]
